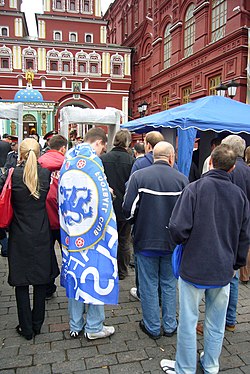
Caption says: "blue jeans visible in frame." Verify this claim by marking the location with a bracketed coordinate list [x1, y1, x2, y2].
[226, 273, 238, 326]
[0, 236, 8, 256]
[137, 253, 177, 336]
[68, 299, 105, 333]
[175, 277, 230, 374]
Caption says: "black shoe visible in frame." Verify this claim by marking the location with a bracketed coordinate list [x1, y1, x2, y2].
[45, 292, 55, 300]
[163, 327, 177, 337]
[16, 325, 33, 340]
[139, 320, 161, 340]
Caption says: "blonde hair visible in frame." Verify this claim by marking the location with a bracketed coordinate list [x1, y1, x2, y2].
[20, 138, 40, 199]
[245, 146, 250, 166]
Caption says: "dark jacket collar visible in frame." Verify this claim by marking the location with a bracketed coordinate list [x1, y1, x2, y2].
[111, 146, 128, 153]
[202, 169, 231, 181]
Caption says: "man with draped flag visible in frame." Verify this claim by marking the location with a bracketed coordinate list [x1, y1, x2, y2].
[58, 128, 119, 340]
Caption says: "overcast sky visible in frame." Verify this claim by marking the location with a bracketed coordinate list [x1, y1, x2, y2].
[21, 0, 113, 36]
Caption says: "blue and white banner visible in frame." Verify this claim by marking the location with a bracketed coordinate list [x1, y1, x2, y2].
[59, 143, 119, 305]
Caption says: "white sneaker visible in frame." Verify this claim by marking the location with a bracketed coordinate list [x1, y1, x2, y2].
[160, 359, 176, 373]
[84, 325, 115, 340]
[130, 287, 140, 300]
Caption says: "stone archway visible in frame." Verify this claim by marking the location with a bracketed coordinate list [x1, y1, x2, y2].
[23, 113, 37, 138]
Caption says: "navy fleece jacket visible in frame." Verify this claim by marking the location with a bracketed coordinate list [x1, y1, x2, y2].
[169, 169, 250, 286]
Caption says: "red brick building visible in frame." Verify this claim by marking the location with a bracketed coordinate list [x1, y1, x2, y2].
[0, 0, 131, 137]
[105, 0, 250, 121]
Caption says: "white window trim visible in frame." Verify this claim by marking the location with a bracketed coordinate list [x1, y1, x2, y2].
[53, 30, 63, 41]
[52, 0, 66, 11]
[110, 53, 124, 78]
[85, 33, 93, 43]
[22, 46, 37, 72]
[69, 32, 78, 42]
[0, 26, 9, 37]
[80, 0, 93, 14]
[0, 45, 12, 71]
[67, 0, 79, 12]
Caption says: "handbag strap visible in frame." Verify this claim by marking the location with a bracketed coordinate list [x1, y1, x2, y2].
[1, 167, 14, 194]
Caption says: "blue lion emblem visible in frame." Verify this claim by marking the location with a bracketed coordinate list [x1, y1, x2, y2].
[60, 185, 93, 225]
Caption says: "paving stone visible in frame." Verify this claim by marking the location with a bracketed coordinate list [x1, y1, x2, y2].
[85, 354, 118, 369]
[226, 341, 250, 355]
[221, 369, 245, 374]
[34, 331, 64, 344]
[66, 346, 97, 360]
[241, 352, 250, 365]
[49, 322, 69, 332]
[19, 342, 51, 355]
[33, 351, 65, 365]
[97, 341, 128, 355]
[52, 359, 85, 373]
[220, 354, 245, 370]
[74, 369, 109, 374]
[51, 338, 81, 351]
[0, 370, 15, 374]
[16, 364, 52, 374]
[0, 346, 19, 359]
[0, 355, 32, 370]
[110, 362, 144, 373]
[241, 365, 250, 373]
[117, 349, 148, 363]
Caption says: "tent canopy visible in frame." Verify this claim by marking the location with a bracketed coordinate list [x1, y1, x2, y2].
[121, 96, 250, 176]
[121, 96, 250, 134]
[59, 106, 122, 151]
[0, 103, 23, 147]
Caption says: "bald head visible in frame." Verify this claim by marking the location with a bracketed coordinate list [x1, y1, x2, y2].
[153, 141, 175, 167]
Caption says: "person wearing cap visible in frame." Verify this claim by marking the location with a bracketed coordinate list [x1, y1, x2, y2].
[41, 130, 58, 155]
[4, 137, 18, 170]
[0, 133, 12, 169]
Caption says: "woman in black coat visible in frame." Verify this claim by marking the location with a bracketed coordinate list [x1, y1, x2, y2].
[0, 138, 59, 340]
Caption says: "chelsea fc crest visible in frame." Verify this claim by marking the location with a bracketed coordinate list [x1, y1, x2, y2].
[59, 152, 112, 251]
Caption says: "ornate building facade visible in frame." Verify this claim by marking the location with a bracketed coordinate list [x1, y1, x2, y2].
[0, 0, 131, 137]
[105, 0, 250, 120]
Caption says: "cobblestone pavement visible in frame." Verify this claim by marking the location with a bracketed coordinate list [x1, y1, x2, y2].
[1, 251, 250, 374]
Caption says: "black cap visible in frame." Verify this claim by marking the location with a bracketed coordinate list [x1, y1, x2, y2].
[10, 135, 18, 143]
[43, 130, 58, 141]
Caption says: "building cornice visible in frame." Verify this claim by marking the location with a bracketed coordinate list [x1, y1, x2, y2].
[152, 37, 162, 47]
[193, 1, 210, 15]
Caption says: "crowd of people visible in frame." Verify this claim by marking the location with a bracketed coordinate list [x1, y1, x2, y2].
[0, 128, 250, 374]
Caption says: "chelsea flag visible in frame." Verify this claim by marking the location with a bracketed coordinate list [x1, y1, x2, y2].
[59, 143, 119, 305]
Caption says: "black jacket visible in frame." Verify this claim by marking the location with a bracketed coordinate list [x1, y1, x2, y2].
[169, 170, 250, 286]
[4, 151, 18, 169]
[123, 160, 188, 252]
[0, 140, 11, 167]
[101, 147, 134, 221]
[0, 165, 59, 286]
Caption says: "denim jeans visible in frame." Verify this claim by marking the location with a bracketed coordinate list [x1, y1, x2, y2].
[137, 253, 177, 336]
[226, 273, 239, 326]
[68, 298, 105, 333]
[0, 236, 8, 256]
[175, 277, 230, 374]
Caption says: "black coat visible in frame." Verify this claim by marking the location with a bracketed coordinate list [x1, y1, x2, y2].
[101, 147, 134, 221]
[0, 140, 11, 167]
[0, 165, 59, 286]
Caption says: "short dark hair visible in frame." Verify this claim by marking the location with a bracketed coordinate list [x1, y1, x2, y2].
[49, 134, 67, 150]
[84, 127, 107, 144]
[113, 129, 131, 148]
[210, 138, 221, 147]
[3, 133, 10, 139]
[134, 142, 145, 154]
[211, 144, 236, 171]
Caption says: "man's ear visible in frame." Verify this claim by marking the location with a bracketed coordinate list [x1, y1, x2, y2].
[169, 153, 175, 167]
[227, 164, 235, 173]
[209, 156, 214, 170]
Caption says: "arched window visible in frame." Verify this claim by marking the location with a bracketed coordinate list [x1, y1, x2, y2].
[163, 23, 171, 69]
[211, 0, 227, 42]
[69, 32, 77, 42]
[184, 4, 195, 58]
[53, 0, 65, 10]
[1, 27, 8, 36]
[60, 50, 73, 74]
[111, 54, 124, 76]
[47, 49, 60, 73]
[54, 31, 62, 41]
[70, 0, 75, 10]
[89, 51, 101, 75]
[22, 46, 37, 72]
[75, 50, 89, 75]
[85, 34, 93, 43]
[0, 45, 12, 71]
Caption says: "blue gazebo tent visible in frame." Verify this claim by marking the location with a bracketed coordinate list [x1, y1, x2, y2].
[121, 96, 250, 176]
